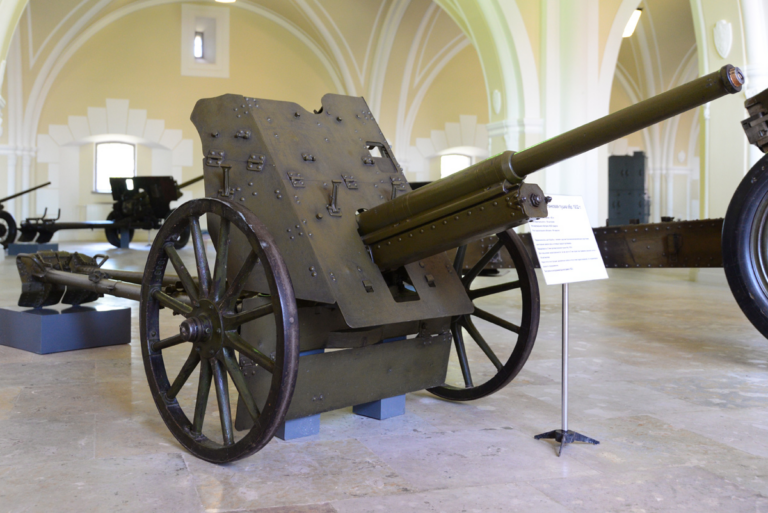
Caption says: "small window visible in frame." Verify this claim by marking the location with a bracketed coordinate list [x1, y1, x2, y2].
[94, 142, 136, 193]
[440, 154, 471, 178]
[193, 31, 204, 59]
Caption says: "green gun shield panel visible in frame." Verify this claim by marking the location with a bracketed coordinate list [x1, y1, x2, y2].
[191, 93, 473, 328]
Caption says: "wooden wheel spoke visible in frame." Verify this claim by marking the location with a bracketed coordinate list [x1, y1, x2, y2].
[225, 332, 276, 373]
[152, 289, 193, 316]
[190, 217, 211, 298]
[462, 316, 503, 371]
[167, 348, 200, 400]
[463, 240, 504, 286]
[212, 218, 231, 302]
[151, 333, 186, 352]
[223, 303, 274, 330]
[473, 308, 521, 334]
[211, 359, 234, 446]
[192, 358, 212, 434]
[164, 244, 199, 302]
[469, 280, 521, 300]
[453, 245, 467, 273]
[452, 318, 473, 388]
[222, 348, 260, 421]
[221, 250, 259, 306]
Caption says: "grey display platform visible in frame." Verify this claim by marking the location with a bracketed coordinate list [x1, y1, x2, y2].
[7, 242, 58, 256]
[0, 305, 131, 354]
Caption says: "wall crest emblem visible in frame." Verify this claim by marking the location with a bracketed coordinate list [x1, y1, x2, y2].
[714, 20, 732, 59]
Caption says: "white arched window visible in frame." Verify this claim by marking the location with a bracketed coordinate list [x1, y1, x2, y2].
[436, 146, 488, 179]
[94, 142, 136, 193]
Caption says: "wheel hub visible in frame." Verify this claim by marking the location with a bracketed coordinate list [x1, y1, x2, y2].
[179, 317, 207, 342]
[184, 299, 225, 357]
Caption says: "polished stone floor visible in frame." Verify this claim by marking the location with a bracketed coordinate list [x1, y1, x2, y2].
[2, 242, 768, 512]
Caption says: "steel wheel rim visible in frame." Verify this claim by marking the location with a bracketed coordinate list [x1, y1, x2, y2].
[140, 198, 299, 463]
[750, 190, 768, 300]
[0, 211, 16, 247]
[0, 218, 9, 242]
[429, 229, 539, 401]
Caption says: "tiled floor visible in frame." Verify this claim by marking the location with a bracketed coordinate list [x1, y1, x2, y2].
[1, 242, 768, 512]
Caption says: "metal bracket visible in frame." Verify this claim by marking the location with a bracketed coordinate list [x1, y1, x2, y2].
[288, 172, 305, 188]
[362, 156, 374, 166]
[219, 165, 234, 198]
[743, 89, 768, 154]
[342, 175, 358, 189]
[302, 153, 316, 162]
[235, 129, 252, 140]
[247, 154, 265, 171]
[362, 280, 374, 293]
[205, 150, 225, 167]
[88, 270, 108, 283]
[327, 180, 342, 217]
[390, 177, 405, 200]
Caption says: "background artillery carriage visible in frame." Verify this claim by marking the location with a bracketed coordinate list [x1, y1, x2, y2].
[13, 64, 753, 463]
[10, 174, 203, 249]
[0, 181, 50, 249]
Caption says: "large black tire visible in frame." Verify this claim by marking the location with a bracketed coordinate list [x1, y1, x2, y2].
[0, 210, 17, 248]
[105, 210, 135, 248]
[723, 154, 768, 339]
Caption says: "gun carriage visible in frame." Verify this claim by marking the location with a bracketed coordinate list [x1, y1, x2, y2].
[13, 65, 748, 463]
[15, 174, 203, 248]
[0, 181, 51, 249]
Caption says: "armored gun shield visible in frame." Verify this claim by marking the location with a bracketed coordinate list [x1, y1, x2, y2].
[190, 94, 479, 328]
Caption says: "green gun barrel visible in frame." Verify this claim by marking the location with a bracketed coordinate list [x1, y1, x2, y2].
[358, 64, 744, 236]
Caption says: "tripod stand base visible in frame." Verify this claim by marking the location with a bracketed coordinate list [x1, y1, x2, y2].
[534, 429, 599, 457]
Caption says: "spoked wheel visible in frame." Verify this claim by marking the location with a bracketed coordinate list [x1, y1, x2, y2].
[723, 154, 768, 339]
[140, 198, 299, 463]
[429, 229, 539, 401]
[0, 210, 17, 248]
[167, 208, 191, 249]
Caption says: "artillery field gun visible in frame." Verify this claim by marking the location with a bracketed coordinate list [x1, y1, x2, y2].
[14, 174, 203, 248]
[0, 181, 50, 248]
[13, 65, 752, 464]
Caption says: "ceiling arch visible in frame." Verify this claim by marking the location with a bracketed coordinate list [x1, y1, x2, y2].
[20, 0, 348, 148]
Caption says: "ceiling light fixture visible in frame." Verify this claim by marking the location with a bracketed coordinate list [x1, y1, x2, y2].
[215, 0, 236, 3]
[623, 8, 643, 38]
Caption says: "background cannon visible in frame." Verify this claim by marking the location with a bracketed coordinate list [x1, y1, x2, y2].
[17, 174, 204, 248]
[14, 64, 743, 463]
[0, 181, 50, 249]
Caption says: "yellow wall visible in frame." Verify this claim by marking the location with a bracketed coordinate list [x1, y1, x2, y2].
[409, 44, 488, 143]
[38, 2, 339, 186]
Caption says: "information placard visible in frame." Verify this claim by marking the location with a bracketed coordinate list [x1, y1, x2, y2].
[529, 195, 607, 285]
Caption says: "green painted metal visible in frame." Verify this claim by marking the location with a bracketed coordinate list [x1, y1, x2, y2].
[357, 64, 743, 237]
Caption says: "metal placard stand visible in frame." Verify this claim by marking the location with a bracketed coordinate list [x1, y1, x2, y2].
[534, 283, 599, 456]
[528, 195, 606, 457]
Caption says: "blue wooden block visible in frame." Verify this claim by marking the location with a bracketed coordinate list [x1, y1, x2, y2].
[0, 305, 131, 354]
[353, 394, 406, 420]
[275, 414, 321, 441]
[119, 228, 131, 249]
[273, 347, 324, 441]
[7, 243, 58, 256]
